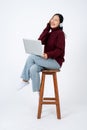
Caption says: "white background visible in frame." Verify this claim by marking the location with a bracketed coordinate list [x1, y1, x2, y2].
[0, 0, 87, 130]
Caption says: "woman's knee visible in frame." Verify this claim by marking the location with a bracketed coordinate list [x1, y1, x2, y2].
[30, 64, 42, 76]
[30, 64, 38, 75]
[27, 54, 33, 61]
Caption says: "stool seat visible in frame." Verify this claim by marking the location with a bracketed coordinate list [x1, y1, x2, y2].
[42, 69, 60, 73]
[37, 69, 61, 119]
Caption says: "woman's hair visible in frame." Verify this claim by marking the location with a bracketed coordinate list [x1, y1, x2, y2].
[52, 13, 64, 30]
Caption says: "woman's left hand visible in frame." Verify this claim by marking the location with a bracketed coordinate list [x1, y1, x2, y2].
[42, 53, 48, 59]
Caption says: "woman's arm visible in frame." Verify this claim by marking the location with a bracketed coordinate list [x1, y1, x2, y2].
[38, 23, 50, 45]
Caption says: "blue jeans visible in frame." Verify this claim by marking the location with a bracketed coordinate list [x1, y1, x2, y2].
[21, 55, 60, 92]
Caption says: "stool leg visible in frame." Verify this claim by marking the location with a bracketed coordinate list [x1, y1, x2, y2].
[37, 73, 45, 119]
[53, 73, 61, 119]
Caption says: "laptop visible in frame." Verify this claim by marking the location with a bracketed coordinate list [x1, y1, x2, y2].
[23, 39, 44, 56]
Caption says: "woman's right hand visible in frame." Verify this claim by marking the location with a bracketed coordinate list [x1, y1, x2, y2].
[46, 22, 51, 29]
[47, 22, 50, 26]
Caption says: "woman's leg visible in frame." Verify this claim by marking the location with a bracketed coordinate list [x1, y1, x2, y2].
[21, 55, 35, 81]
[29, 55, 60, 92]
[20, 54, 60, 91]
[30, 64, 43, 92]
[29, 55, 60, 69]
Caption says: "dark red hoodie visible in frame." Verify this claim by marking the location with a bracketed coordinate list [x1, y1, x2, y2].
[38, 23, 65, 67]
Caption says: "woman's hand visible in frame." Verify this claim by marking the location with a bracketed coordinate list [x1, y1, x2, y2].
[42, 53, 48, 59]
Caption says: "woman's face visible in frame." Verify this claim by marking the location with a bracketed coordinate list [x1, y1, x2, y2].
[50, 15, 60, 28]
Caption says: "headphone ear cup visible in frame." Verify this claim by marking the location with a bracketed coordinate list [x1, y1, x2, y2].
[60, 23, 63, 27]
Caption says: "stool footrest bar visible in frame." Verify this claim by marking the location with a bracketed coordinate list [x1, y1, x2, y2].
[42, 101, 57, 104]
[43, 97, 56, 100]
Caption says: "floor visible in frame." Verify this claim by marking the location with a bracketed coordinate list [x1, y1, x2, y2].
[0, 83, 87, 130]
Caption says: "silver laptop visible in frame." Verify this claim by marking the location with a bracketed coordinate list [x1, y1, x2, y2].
[23, 39, 44, 56]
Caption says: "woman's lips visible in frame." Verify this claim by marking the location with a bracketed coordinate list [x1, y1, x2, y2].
[51, 24, 55, 26]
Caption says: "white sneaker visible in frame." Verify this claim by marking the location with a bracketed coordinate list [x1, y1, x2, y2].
[17, 81, 29, 91]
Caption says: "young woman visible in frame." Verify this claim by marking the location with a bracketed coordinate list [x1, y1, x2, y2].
[20, 13, 65, 92]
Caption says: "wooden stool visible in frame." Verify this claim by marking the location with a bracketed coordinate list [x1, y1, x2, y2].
[37, 69, 61, 119]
